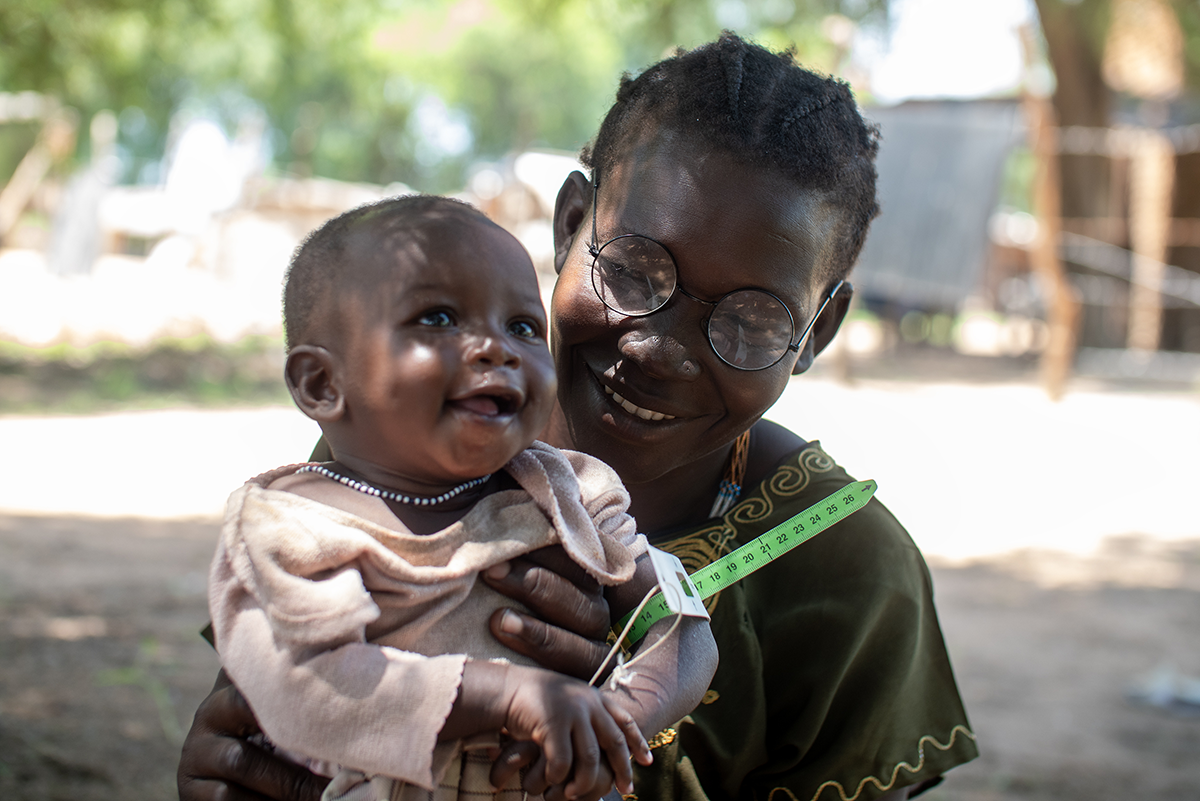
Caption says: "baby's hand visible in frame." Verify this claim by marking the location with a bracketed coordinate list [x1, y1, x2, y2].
[599, 692, 652, 768]
[501, 666, 638, 799]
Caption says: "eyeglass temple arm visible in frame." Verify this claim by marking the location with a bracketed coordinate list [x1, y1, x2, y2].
[787, 279, 846, 353]
[588, 175, 601, 256]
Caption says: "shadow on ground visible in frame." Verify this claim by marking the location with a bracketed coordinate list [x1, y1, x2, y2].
[1, 514, 1198, 800]
[0, 515, 221, 800]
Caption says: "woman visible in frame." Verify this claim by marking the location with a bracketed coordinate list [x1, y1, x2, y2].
[179, 34, 977, 801]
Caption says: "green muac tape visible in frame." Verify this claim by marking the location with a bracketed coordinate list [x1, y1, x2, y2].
[614, 479, 878, 646]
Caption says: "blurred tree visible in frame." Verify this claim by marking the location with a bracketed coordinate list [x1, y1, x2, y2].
[0, 0, 883, 191]
[1032, 0, 1200, 352]
[0, 0, 420, 184]
[371, 0, 885, 180]
[1032, 0, 1200, 216]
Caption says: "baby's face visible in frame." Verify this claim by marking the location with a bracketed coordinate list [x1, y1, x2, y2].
[332, 215, 556, 485]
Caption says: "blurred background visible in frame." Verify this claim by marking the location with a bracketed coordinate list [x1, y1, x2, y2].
[1, 0, 1197, 799]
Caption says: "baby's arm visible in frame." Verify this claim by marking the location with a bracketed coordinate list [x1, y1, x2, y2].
[210, 532, 469, 787]
[600, 554, 720, 739]
[214, 522, 643, 799]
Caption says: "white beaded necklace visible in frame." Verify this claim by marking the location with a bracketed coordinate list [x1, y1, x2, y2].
[297, 464, 492, 507]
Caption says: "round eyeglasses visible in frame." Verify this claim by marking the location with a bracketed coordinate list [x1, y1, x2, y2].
[587, 180, 845, 371]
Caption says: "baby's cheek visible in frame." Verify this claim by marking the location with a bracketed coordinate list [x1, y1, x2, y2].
[528, 360, 559, 422]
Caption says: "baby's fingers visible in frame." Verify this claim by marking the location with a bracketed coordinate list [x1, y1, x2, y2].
[585, 705, 633, 796]
[603, 698, 651, 769]
[541, 724, 575, 788]
[521, 751, 551, 796]
[491, 740, 539, 790]
[599, 698, 649, 790]
[564, 724, 604, 800]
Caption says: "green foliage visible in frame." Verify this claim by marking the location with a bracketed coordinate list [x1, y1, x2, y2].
[1178, 0, 1200, 89]
[375, 0, 886, 167]
[0, 0, 887, 191]
[0, 335, 290, 413]
[0, 0, 408, 182]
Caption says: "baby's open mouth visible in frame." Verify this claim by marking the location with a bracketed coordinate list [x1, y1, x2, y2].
[453, 394, 518, 416]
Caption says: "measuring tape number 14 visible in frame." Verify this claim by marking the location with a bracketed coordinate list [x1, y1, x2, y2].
[613, 479, 878, 647]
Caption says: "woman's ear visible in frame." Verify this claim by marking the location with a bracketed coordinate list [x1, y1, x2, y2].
[791, 282, 853, 376]
[285, 345, 345, 422]
[552, 171, 591, 275]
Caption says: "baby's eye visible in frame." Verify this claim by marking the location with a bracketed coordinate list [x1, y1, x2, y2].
[508, 320, 539, 339]
[417, 310, 454, 328]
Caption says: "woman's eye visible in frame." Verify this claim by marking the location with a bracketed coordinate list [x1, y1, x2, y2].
[508, 320, 538, 339]
[417, 311, 454, 328]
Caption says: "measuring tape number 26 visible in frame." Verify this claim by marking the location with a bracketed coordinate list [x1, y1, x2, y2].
[614, 479, 878, 647]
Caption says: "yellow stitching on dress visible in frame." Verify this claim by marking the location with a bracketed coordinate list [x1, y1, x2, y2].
[729, 493, 774, 525]
[646, 727, 677, 749]
[654, 447, 827, 612]
[766, 725, 977, 801]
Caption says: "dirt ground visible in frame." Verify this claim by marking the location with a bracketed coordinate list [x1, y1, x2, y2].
[1, 357, 1196, 800]
[2, 512, 1198, 801]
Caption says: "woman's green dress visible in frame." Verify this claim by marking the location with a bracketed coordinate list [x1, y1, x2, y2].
[633, 444, 977, 801]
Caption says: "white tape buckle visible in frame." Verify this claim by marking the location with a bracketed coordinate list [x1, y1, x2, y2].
[647, 546, 710, 620]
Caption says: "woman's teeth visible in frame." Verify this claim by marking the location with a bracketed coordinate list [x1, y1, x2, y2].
[604, 385, 675, 421]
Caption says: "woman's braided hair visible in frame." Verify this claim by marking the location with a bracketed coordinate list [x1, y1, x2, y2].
[581, 32, 881, 281]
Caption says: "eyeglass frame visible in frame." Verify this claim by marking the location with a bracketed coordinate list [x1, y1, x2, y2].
[586, 176, 846, 371]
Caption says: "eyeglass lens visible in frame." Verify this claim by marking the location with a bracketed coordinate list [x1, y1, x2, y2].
[590, 234, 798, 370]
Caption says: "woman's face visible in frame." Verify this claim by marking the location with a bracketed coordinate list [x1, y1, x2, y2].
[550, 135, 845, 486]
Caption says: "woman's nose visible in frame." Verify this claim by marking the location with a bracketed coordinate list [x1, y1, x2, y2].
[617, 311, 702, 380]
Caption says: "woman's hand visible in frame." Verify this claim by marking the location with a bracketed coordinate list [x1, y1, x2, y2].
[483, 545, 612, 680]
[177, 671, 329, 801]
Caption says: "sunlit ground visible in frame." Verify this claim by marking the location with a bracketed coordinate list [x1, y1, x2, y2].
[4, 356, 1190, 768]
[1, 365, 1197, 800]
[2, 371, 1194, 565]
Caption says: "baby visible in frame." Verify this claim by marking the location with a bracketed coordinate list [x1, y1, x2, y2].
[208, 195, 718, 801]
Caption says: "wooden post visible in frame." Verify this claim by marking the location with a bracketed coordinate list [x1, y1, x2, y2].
[1024, 93, 1080, 400]
[0, 109, 78, 241]
[1125, 128, 1174, 351]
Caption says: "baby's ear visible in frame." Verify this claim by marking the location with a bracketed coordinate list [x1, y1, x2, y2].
[285, 345, 345, 422]
[552, 171, 591, 275]
[792, 282, 854, 376]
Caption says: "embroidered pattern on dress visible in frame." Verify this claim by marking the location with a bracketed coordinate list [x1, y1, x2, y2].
[655, 447, 834, 614]
[646, 727, 678, 750]
[765, 725, 978, 801]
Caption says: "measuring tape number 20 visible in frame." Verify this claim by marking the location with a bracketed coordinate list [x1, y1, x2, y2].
[614, 479, 878, 646]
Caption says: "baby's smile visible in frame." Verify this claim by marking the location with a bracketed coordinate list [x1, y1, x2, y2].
[451, 393, 519, 417]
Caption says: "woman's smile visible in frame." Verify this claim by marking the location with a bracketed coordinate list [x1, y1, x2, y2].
[577, 360, 705, 449]
[602, 384, 676, 421]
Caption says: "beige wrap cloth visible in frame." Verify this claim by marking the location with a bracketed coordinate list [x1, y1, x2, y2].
[209, 441, 646, 797]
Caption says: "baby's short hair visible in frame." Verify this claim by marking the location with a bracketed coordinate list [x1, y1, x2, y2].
[582, 32, 880, 282]
[282, 195, 488, 349]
